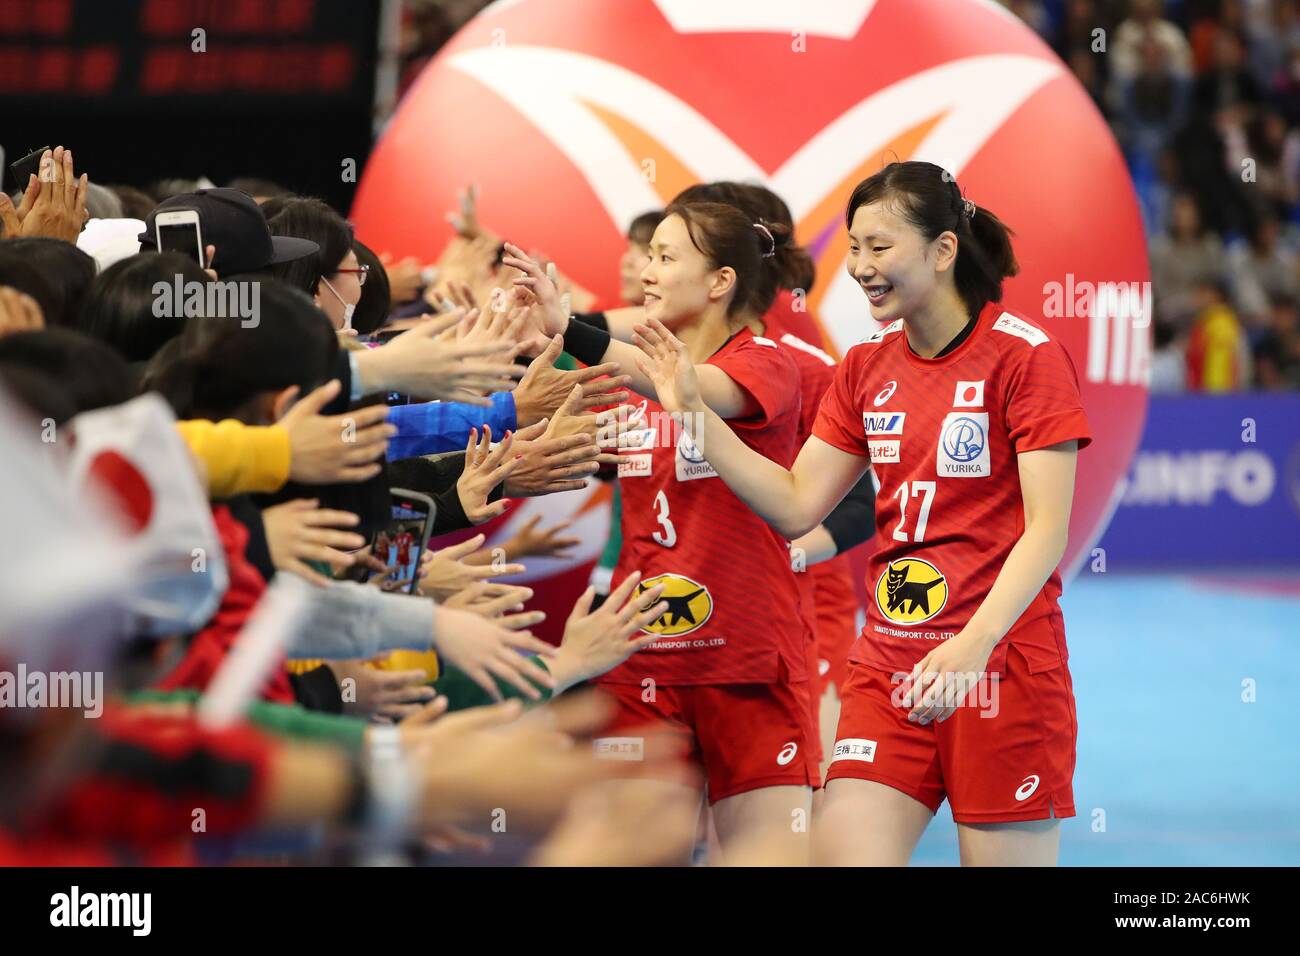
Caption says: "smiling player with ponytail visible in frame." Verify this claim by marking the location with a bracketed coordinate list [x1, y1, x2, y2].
[633, 162, 1092, 866]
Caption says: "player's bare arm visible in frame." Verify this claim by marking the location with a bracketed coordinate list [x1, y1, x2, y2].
[906, 440, 1078, 724]
[635, 314, 868, 538]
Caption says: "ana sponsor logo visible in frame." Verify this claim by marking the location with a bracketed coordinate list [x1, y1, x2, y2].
[863, 412, 905, 436]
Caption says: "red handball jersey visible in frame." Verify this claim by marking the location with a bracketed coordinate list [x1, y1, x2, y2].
[601, 327, 805, 686]
[812, 302, 1092, 677]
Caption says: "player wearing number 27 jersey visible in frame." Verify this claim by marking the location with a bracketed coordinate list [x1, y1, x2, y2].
[812, 300, 1091, 821]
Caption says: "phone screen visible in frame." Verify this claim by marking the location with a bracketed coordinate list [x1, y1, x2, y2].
[157, 221, 203, 262]
[370, 494, 433, 594]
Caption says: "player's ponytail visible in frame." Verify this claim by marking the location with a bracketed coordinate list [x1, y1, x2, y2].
[846, 161, 1019, 321]
[673, 181, 816, 297]
[665, 200, 786, 318]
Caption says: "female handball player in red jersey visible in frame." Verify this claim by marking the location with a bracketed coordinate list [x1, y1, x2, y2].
[633, 161, 1092, 866]
[503, 203, 817, 863]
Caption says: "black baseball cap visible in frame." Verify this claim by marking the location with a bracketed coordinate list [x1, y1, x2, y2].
[139, 187, 319, 275]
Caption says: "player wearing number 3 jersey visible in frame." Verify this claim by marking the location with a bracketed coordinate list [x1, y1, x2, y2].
[633, 162, 1091, 866]
[503, 200, 819, 864]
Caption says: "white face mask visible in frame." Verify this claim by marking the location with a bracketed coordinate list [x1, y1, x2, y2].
[321, 276, 356, 330]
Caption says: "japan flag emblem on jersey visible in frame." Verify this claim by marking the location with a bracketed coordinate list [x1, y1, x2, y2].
[953, 380, 984, 408]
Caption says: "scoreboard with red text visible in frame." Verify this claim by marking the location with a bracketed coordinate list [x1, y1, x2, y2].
[0, 0, 382, 208]
[0, 0, 377, 105]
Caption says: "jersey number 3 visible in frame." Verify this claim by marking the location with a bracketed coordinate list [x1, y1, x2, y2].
[891, 481, 935, 543]
[652, 489, 677, 547]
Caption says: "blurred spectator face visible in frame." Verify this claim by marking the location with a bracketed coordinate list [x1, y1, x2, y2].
[1140, 36, 1167, 73]
[1212, 29, 1242, 70]
[318, 248, 364, 330]
[619, 238, 652, 305]
[1192, 280, 1225, 312]
[1263, 111, 1288, 147]
[1157, 147, 1180, 184]
[1170, 194, 1201, 238]
[1269, 298, 1297, 334]
[1253, 218, 1279, 253]
[1132, 0, 1162, 25]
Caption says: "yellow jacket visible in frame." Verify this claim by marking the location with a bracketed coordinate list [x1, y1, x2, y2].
[174, 419, 291, 497]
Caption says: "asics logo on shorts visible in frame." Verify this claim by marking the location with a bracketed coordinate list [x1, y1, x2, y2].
[1014, 774, 1040, 801]
[776, 741, 798, 766]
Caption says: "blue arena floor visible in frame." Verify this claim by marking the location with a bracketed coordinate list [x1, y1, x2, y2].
[910, 572, 1300, 866]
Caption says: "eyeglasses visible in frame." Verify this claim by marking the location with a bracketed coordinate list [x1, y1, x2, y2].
[335, 265, 370, 287]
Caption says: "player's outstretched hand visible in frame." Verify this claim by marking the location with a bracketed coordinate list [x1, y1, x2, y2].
[632, 316, 703, 414]
[501, 243, 570, 337]
[548, 571, 669, 693]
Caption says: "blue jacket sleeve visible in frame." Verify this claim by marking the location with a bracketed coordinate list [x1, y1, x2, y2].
[386, 392, 517, 461]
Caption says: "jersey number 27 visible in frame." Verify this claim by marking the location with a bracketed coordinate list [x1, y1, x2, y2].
[891, 480, 935, 543]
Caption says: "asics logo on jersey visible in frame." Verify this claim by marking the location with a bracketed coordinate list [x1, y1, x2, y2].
[776, 742, 798, 766]
[873, 380, 898, 405]
[942, 416, 985, 463]
[1015, 774, 1040, 801]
